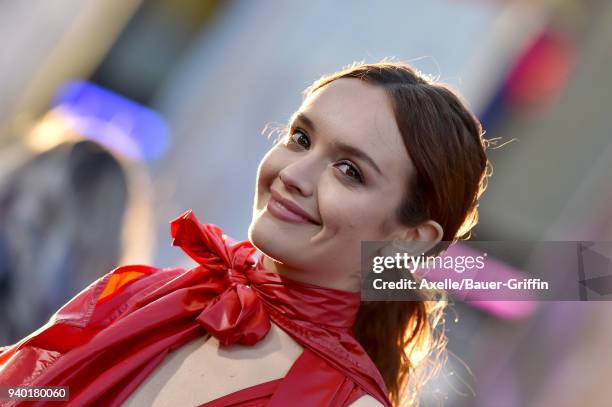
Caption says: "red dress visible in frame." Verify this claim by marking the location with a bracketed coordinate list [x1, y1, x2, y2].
[0, 210, 391, 406]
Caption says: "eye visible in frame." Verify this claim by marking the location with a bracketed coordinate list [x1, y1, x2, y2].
[335, 160, 364, 183]
[286, 127, 311, 149]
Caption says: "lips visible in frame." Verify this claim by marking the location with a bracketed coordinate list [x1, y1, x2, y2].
[267, 189, 320, 225]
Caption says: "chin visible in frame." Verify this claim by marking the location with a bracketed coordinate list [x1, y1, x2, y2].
[248, 215, 279, 259]
[248, 215, 303, 269]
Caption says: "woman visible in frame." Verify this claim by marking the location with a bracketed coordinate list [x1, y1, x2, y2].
[0, 61, 489, 406]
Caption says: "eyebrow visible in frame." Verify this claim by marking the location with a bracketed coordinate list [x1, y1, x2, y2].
[290, 112, 384, 177]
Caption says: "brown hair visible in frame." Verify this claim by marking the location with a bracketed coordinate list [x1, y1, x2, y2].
[305, 62, 490, 405]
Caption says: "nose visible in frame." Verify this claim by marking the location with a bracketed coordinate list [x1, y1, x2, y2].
[278, 158, 317, 197]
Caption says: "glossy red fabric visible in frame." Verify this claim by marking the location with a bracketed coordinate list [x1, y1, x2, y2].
[0, 210, 391, 406]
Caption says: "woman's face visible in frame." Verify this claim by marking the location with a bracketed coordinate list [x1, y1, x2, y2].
[249, 78, 416, 291]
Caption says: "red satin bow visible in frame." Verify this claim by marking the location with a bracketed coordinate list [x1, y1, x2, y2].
[170, 211, 271, 346]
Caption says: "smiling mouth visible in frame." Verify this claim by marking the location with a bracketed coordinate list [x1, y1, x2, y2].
[266, 196, 320, 225]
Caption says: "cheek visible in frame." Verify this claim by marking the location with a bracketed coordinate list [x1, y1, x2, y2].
[255, 147, 282, 201]
[318, 186, 394, 240]
[317, 182, 370, 235]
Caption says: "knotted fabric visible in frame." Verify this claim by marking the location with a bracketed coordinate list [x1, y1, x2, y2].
[169, 212, 270, 347]
[0, 210, 391, 406]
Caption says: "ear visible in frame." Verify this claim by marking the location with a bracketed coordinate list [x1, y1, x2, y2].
[405, 220, 444, 243]
[386, 220, 444, 257]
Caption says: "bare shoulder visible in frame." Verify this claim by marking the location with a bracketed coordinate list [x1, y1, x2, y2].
[349, 394, 384, 407]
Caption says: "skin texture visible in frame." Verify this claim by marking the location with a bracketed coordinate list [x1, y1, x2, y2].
[249, 78, 443, 292]
[122, 323, 304, 406]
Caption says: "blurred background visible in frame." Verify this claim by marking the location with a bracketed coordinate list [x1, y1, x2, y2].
[0, 0, 611, 406]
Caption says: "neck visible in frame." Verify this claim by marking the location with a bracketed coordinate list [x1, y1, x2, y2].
[261, 254, 361, 293]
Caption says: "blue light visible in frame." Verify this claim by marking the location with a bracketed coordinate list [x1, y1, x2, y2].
[52, 80, 170, 160]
